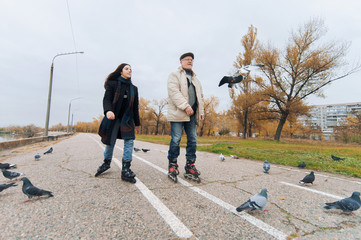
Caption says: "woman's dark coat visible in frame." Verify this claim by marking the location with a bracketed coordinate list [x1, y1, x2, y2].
[100, 77, 140, 145]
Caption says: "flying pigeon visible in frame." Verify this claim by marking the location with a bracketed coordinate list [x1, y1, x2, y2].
[324, 191, 360, 214]
[44, 147, 53, 154]
[236, 188, 268, 212]
[331, 155, 345, 161]
[219, 153, 225, 161]
[2, 168, 24, 181]
[299, 171, 315, 185]
[218, 75, 245, 88]
[297, 162, 306, 168]
[134, 147, 141, 152]
[21, 177, 54, 201]
[142, 148, 150, 153]
[0, 182, 17, 192]
[263, 160, 270, 174]
[0, 163, 17, 169]
[34, 153, 41, 160]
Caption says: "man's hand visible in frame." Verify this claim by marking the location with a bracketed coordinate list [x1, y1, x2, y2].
[106, 111, 115, 120]
[135, 126, 140, 131]
[185, 106, 194, 116]
[200, 115, 204, 121]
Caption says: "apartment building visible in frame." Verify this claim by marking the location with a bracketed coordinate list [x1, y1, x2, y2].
[305, 102, 361, 133]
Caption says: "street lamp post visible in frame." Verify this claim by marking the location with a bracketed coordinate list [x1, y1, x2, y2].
[67, 97, 82, 133]
[44, 51, 84, 136]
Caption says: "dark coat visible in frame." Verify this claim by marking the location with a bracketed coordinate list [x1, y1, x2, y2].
[100, 77, 140, 145]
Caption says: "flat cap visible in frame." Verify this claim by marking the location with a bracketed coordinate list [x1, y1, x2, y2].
[180, 52, 194, 61]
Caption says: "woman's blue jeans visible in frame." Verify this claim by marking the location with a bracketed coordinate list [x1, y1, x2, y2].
[104, 139, 134, 163]
[167, 114, 197, 163]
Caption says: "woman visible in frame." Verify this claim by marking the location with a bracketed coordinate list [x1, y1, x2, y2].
[95, 63, 140, 183]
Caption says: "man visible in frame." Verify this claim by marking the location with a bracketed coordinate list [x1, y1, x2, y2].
[167, 52, 204, 182]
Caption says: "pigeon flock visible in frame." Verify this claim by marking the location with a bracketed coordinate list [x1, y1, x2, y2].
[1, 142, 360, 223]
[1, 146, 54, 201]
[218, 148, 360, 215]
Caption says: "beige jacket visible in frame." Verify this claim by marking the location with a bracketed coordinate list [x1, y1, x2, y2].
[167, 66, 204, 124]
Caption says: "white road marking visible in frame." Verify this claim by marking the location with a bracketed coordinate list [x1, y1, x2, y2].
[121, 146, 287, 240]
[90, 137, 194, 239]
[280, 181, 343, 200]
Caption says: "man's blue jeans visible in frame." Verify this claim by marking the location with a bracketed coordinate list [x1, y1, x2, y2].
[167, 114, 197, 163]
[104, 139, 134, 163]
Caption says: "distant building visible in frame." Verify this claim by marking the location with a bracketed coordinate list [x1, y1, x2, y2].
[303, 102, 361, 136]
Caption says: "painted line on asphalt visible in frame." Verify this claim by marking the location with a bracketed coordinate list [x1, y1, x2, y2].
[90, 137, 194, 239]
[280, 181, 343, 200]
[123, 147, 287, 240]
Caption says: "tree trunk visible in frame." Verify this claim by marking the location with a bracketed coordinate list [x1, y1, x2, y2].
[199, 121, 204, 137]
[274, 113, 288, 141]
[243, 110, 248, 139]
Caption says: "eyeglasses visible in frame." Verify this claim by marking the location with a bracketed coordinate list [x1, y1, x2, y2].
[182, 58, 193, 62]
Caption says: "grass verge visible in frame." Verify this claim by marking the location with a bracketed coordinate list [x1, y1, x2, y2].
[136, 135, 361, 178]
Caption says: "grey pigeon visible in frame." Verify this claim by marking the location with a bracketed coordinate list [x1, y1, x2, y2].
[218, 75, 245, 88]
[0, 182, 17, 192]
[299, 171, 315, 185]
[21, 177, 53, 201]
[34, 153, 41, 160]
[142, 148, 150, 153]
[219, 153, 225, 161]
[134, 147, 141, 152]
[236, 188, 268, 212]
[324, 191, 360, 214]
[2, 168, 24, 180]
[297, 162, 306, 168]
[44, 147, 53, 154]
[331, 155, 345, 161]
[0, 163, 17, 169]
[263, 160, 270, 174]
[227, 146, 233, 150]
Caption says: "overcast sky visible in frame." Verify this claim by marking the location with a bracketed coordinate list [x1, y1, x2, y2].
[1, 0, 360, 127]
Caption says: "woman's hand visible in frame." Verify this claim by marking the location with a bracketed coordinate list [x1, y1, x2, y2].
[106, 111, 115, 120]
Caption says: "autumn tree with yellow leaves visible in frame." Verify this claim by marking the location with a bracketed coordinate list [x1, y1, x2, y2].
[255, 18, 358, 140]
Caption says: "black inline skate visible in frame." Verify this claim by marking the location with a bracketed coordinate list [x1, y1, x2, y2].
[168, 163, 179, 182]
[95, 159, 111, 177]
[184, 163, 201, 183]
[121, 162, 136, 183]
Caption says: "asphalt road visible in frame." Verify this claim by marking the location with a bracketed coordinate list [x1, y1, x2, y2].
[1, 133, 360, 239]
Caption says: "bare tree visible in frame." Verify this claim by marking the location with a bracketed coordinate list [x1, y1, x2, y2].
[151, 99, 167, 135]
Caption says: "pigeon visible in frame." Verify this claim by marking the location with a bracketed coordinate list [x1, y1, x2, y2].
[236, 188, 268, 212]
[299, 171, 315, 185]
[0, 182, 17, 192]
[142, 148, 150, 153]
[331, 155, 345, 161]
[218, 74, 245, 88]
[230, 155, 240, 159]
[227, 146, 233, 150]
[2, 168, 24, 181]
[324, 191, 361, 214]
[21, 177, 53, 201]
[44, 147, 53, 154]
[219, 153, 225, 161]
[0, 163, 17, 169]
[34, 153, 41, 160]
[297, 162, 306, 168]
[263, 160, 270, 174]
[134, 147, 141, 152]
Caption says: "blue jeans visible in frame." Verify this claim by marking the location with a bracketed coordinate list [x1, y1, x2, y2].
[104, 139, 134, 163]
[167, 114, 197, 163]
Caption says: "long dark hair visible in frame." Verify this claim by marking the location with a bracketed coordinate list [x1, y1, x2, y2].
[104, 63, 130, 89]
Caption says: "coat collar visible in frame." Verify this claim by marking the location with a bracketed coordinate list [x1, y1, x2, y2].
[178, 66, 196, 77]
